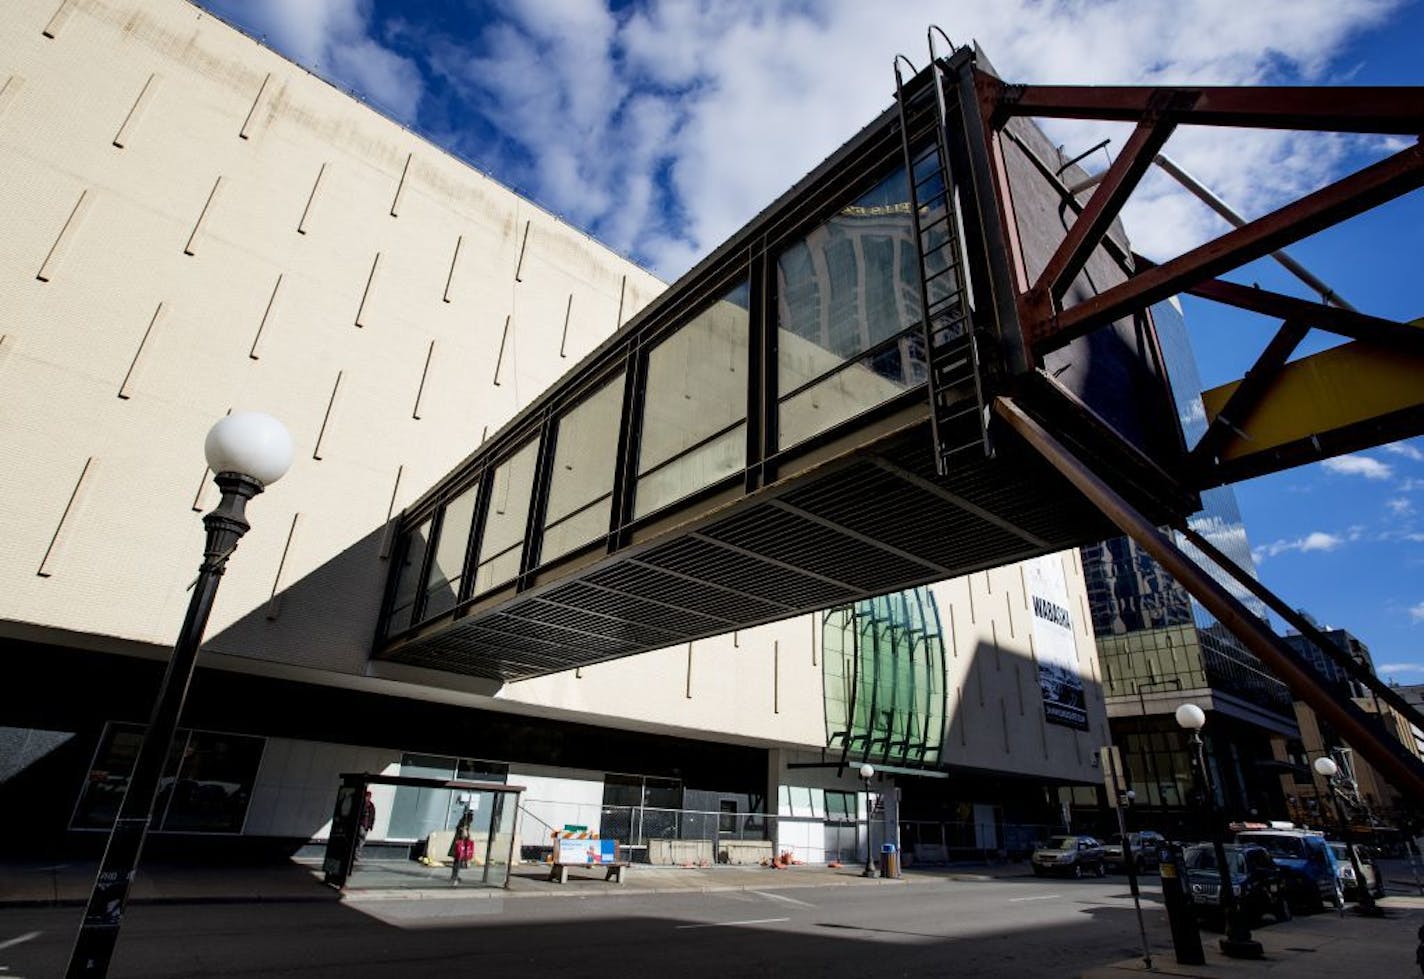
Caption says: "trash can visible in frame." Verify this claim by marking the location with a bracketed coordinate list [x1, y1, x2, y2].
[880, 843, 900, 879]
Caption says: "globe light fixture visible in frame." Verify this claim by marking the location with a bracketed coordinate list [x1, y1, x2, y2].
[204, 411, 294, 486]
[1175, 702, 1206, 731]
[1314, 756, 1339, 779]
[69, 413, 292, 978]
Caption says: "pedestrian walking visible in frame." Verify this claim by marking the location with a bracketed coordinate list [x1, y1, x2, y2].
[450, 811, 474, 885]
[356, 789, 375, 863]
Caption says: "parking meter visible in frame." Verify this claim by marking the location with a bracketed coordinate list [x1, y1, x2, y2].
[1158, 843, 1205, 966]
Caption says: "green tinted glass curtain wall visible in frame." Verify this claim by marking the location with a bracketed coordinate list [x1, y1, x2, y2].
[823, 586, 947, 768]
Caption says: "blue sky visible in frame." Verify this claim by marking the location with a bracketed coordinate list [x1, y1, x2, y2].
[193, 0, 1424, 678]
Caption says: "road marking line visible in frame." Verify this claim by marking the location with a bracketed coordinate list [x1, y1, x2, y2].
[1007, 895, 1061, 903]
[750, 890, 816, 907]
[0, 931, 41, 951]
[676, 917, 790, 930]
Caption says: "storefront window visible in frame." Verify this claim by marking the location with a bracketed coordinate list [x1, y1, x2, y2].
[72, 723, 264, 834]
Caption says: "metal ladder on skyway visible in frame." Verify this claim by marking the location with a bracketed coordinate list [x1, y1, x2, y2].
[894, 35, 992, 475]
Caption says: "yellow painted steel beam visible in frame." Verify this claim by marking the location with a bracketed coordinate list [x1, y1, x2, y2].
[1199, 329, 1424, 480]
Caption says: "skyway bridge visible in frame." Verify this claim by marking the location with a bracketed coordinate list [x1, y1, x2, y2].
[374, 42, 1424, 799]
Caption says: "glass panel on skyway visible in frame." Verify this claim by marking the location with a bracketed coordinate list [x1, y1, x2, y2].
[422, 484, 478, 619]
[635, 281, 749, 518]
[474, 438, 540, 594]
[776, 163, 931, 449]
[541, 374, 623, 563]
[386, 518, 432, 635]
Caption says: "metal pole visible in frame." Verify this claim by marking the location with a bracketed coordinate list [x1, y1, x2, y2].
[67, 473, 262, 979]
[1329, 780, 1384, 915]
[863, 776, 876, 878]
[1108, 745, 1152, 970]
[1190, 730, 1263, 958]
[994, 397, 1424, 805]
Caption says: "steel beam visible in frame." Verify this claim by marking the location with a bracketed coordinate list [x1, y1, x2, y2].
[1032, 94, 1192, 308]
[1178, 523, 1424, 737]
[994, 395, 1424, 806]
[1185, 276, 1424, 354]
[1040, 140, 1424, 351]
[1189, 320, 1307, 469]
[989, 81, 1424, 134]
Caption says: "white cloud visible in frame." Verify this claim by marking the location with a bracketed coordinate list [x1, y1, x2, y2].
[215, 0, 425, 120]
[1411, 602, 1424, 624]
[1380, 661, 1424, 674]
[1388, 497, 1414, 516]
[1252, 530, 1346, 563]
[207, 0, 1405, 278]
[394, 0, 1403, 278]
[1322, 454, 1394, 480]
[1384, 442, 1424, 462]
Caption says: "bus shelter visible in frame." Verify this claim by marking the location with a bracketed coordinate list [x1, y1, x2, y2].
[322, 773, 523, 890]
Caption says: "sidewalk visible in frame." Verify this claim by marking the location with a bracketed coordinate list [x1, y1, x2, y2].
[1083, 896, 1424, 978]
[1, 857, 961, 908]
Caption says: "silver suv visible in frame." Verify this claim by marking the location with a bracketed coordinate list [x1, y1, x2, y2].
[1032, 835, 1106, 878]
[1104, 830, 1166, 873]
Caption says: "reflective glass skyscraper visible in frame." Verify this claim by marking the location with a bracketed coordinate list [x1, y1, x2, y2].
[1080, 298, 1295, 823]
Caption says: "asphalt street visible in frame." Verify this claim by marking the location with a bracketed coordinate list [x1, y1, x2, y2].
[1, 873, 1200, 979]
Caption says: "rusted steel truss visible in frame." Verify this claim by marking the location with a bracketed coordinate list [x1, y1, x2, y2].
[973, 70, 1424, 479]
[964, 63, 1424, 805]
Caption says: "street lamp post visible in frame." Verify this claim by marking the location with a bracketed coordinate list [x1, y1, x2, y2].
[859, 763, 877, 878]
[67, 412, 293, 979]
[1175, 703, 1263, 959]
[1313, 756, 1384, 917]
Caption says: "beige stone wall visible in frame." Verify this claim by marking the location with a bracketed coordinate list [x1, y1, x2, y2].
[0, 0, 662, 676]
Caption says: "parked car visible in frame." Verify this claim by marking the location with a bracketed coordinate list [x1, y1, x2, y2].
[1104, 830, 1166, 873]
[1327, 841, 1384, 901]
[1183, 843, 1292, 925]
[1032, 835, 1106, 878]
[1236, 829, 1340, 912]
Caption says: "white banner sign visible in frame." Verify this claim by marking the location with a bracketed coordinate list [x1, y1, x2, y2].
[1026, 555, 1088, 731]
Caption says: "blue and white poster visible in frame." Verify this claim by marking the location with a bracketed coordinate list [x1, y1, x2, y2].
[1026, 555, 1088, 731]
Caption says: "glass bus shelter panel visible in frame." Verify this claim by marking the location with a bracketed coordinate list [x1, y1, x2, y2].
[541, 374, 623, 563]
[635, 281, 750, 518]
[776, 163, 930, 450]
[325, 775, 523, 891]
[385, 518, 432, 635]
[482, 792, 517, 887]
[474, 437, 541, 594]
[421, 483, 479, 619]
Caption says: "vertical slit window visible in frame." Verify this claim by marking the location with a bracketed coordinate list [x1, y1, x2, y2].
[474, 438, 540, 594]
[422, 484, 478, 619]
[541, 374, 623, 564]
[634, 280, 749, 517]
